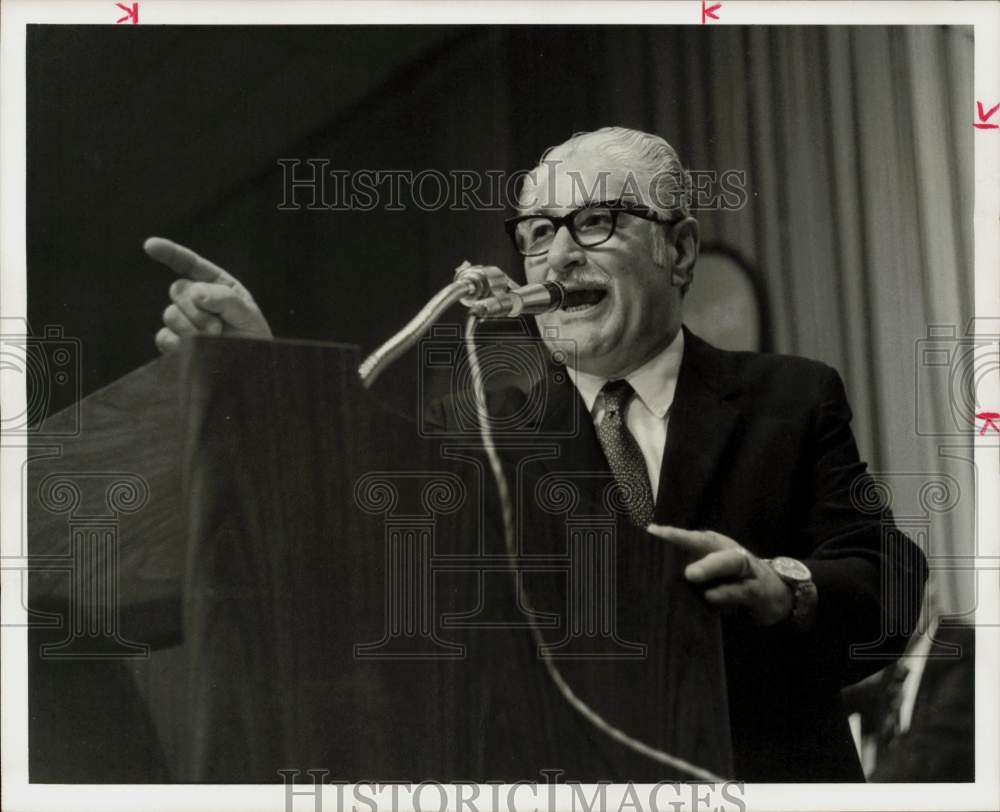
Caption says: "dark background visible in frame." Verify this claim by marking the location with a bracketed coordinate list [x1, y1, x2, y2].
[28, 25, 691, 414]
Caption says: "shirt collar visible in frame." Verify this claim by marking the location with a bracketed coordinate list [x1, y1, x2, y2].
[568, 328, 685, 418]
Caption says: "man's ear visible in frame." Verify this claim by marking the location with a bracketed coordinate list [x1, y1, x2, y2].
[668, 217, 699, 290]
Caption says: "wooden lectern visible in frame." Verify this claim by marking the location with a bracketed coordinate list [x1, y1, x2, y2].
[28, 336, 733, 783]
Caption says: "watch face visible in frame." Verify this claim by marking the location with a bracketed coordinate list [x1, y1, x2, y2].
[771, 556, 811, 583]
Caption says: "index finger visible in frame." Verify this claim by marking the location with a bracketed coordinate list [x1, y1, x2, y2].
[645, 525, 726, 556]
[143, 236, 233, 284]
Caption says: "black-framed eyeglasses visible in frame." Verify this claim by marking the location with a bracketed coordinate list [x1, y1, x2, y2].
[504, 200, 681, 257]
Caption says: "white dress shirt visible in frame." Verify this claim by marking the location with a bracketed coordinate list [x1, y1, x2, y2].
[569, 328, 685, 497]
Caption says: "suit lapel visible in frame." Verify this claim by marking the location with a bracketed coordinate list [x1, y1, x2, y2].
[533, 370, 608, 483]
[654, 328, 743, 529]
[514, 329, 744, 526]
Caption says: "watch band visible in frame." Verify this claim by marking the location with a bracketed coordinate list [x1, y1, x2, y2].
[765, 556, 818, 629]
[787, 579, 818, 628]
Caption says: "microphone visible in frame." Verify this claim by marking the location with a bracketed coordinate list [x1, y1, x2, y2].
[453, 262, 566, 318]
[468, 281, 566, 318]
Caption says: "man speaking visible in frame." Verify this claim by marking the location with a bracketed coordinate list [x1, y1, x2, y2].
[146, 126, 927, 781]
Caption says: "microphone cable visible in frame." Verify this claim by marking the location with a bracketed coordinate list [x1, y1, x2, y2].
[463, 314, 727, 783]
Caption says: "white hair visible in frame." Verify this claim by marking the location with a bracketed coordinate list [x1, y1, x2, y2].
[517, 126, 694, 288]
[517, 126, 692, 220]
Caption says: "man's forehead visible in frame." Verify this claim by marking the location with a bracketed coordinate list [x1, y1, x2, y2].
[521, 159, 644, 213]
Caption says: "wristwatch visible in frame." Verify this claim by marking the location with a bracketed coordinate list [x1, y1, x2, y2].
[765, 556, 818, 629]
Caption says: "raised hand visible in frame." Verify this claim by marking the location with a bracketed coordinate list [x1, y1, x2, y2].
[145, 236, 272, 353]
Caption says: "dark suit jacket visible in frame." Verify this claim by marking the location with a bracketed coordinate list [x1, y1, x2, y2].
[426, 326, 927, 782]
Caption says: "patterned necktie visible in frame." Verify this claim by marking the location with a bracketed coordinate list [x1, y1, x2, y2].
[595, 379, 655, 527]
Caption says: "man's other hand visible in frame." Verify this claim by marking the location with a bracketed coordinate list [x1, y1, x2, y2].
[647, 525, 794, 626]
[145, 236, 273, 353]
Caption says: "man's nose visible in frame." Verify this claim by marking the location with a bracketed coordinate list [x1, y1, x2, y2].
[546, 225, 585, 277]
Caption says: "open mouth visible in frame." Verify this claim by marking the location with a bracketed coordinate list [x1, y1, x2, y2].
[560, 287, 608, 312]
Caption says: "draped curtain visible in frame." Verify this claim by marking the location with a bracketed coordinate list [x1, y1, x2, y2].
[648, 27, 975, 615]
